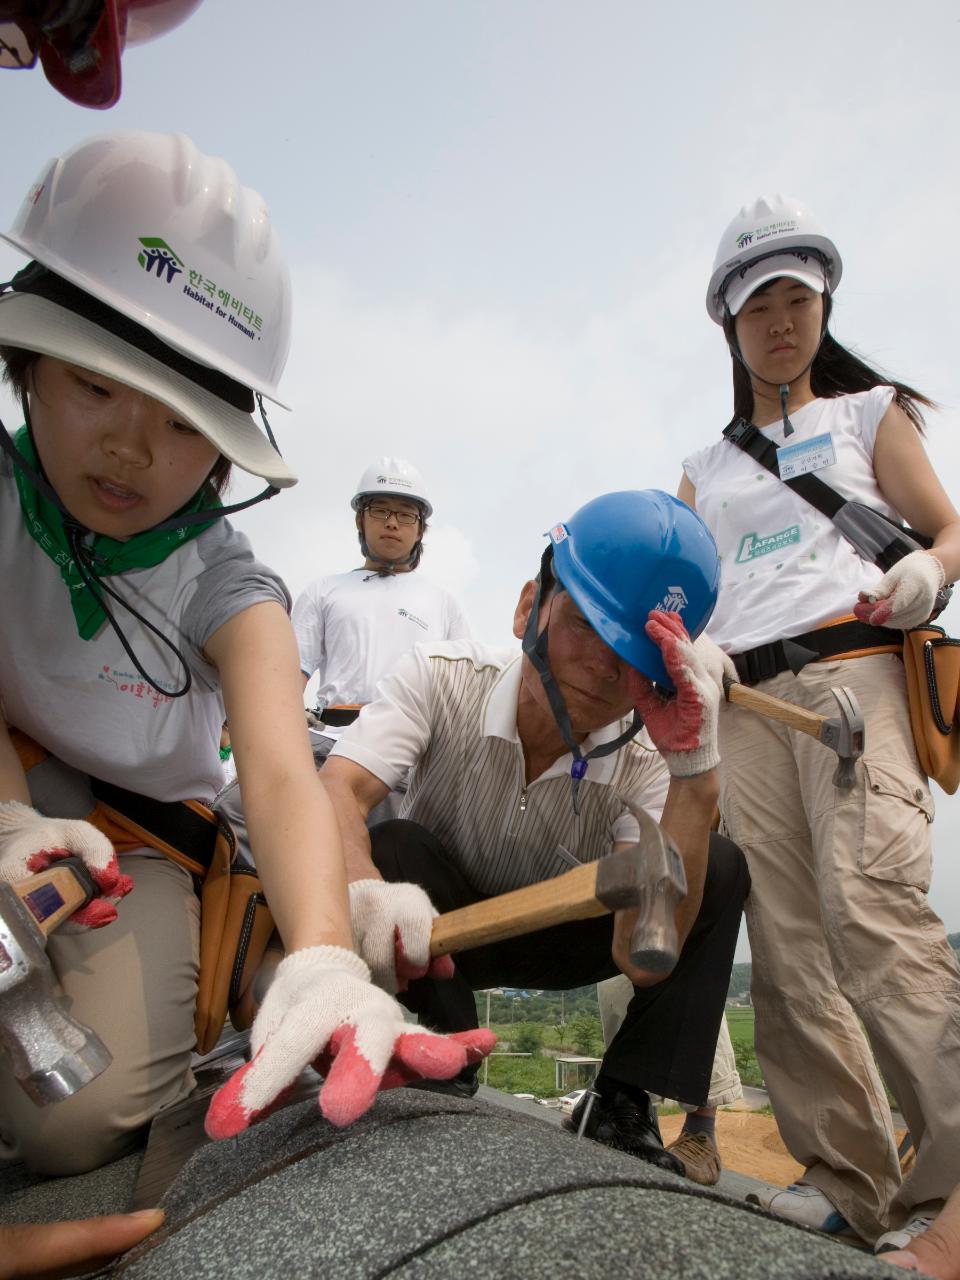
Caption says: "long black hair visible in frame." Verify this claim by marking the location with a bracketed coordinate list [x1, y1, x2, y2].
[722, 290, 934, 432]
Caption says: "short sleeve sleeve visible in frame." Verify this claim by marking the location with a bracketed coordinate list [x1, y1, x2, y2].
[292, 584, 324, 678]
[329, 646, 434, 790]
[858, 385, 897, 458]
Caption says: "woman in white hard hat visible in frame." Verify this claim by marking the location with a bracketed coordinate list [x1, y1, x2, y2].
[0, 130, 491, 1180]
[679, 195, 960, 1253]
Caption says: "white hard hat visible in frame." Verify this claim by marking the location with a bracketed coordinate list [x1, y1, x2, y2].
[0, 130, 295, 486]
[706, 195, 842, 324]
[351, 457, 433, 518]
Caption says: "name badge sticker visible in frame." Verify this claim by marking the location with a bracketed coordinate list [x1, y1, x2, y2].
[776, 432, 837, 480]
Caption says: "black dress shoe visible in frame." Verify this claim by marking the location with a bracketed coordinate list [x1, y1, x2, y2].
[405, 1071, 479, 1099]
[566, 1085, 684, 1176]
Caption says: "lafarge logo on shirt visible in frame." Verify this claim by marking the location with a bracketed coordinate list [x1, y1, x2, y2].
[736, 525, 801, 563]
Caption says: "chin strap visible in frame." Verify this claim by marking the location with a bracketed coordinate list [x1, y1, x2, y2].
[725, 251, 831, 439]
[521, 546, 643, 815]
[357, 511, 423, 578]
[0, 391, 286, 698]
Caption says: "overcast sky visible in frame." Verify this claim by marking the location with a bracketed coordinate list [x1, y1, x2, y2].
[2, 1, 959, 958]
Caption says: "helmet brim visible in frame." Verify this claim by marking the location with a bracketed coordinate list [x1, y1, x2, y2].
[0, 293, 297, 488]
[723, 255, 826, 317]
[351, 491, 433, 519]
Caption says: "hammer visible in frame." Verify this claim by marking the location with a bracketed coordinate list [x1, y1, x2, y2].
[723, 678, 865, 790]
[430, 804, 687, 973]
[0, 859, 112, 1105]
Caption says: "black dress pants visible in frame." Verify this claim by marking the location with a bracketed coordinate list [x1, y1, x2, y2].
[370, 820, 750, 1106]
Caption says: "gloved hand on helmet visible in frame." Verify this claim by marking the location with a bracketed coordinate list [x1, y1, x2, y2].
[348, 879, 455, 995]
[854, 550, 945, 630]
[628, 613, 733, 777]
[0, 800, 132, 928]
[204, 946, 495, 1138]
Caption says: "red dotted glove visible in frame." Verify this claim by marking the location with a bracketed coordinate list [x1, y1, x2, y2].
[627, 612, 725, 777]
[205, 946, 495, 1139]
[0, 800, 132, 928]
[349, 879, 455, 994]
[854, 550, 945, 630]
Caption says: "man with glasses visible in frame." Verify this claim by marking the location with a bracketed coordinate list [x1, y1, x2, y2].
[292, 457, 470, 767]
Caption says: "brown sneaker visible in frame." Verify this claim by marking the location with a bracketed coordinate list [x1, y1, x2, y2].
[666, 1129, 721, 1185]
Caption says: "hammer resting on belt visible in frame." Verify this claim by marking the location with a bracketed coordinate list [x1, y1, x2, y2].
[722, 676, 865, 790]
[430, 804, 687, 973]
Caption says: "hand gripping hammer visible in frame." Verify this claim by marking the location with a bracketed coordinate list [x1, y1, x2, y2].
[0, 859, 112, 1105]
[429, 803, 687, 973]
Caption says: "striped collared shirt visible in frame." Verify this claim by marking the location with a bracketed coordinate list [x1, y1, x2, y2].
[331, 639, 669, 896]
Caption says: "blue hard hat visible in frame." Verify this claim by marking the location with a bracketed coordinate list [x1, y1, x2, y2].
[547, 490, 720, 689]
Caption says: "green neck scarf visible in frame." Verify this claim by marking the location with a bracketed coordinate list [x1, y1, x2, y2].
[12, 427, 221, 640]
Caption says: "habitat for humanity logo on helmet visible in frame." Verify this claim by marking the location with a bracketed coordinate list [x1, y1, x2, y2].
[135, 234, 265, 342]
[377, 474, 414, 490]
[750, 217, 801, 247]
[137, 237, 183, 284]
[655, 586, 688, 614]
[735, 231, 754, 249]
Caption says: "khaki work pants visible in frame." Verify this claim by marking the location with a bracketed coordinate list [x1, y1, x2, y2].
[597, 973, 743, 1108]
[719, 653, 960, 1242]
[0, 853, 200, 1176]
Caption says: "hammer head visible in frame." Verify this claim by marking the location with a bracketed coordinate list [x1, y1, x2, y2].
[820, 686, 865, 790]
[0, 881, 111, 1105]
[594, 802, 687, 974]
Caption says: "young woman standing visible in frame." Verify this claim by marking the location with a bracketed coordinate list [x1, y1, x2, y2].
[679, 196, 960, 1253]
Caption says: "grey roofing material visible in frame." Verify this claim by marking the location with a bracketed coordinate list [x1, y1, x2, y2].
[0, 1148, 143, 1227]
[112, 1090, 902, 1279]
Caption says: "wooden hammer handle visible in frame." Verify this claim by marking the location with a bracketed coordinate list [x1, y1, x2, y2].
[429, 860, 605, 957]
[12, 862, 94, 936]
[725, 680, 826, 740]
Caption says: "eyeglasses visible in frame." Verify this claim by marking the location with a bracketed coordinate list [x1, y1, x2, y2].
[364, 503, 421, 526]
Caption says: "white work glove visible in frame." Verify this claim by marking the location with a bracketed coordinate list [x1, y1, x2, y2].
[349, 879, 455, 994]
[204, 946, 495, 1138]
[0, 800, 132, 929]
[627, 613, 724, 777]
[854, 550, 945, 630]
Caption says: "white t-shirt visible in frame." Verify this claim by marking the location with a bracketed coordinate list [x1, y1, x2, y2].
[683, 388, 899, 652]
[0, 456, 290, 804]
[292, 569, 470, 713]
[330, 639, 670, 896]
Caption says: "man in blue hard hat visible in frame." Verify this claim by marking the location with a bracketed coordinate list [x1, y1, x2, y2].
[321, 490, 749, 1176]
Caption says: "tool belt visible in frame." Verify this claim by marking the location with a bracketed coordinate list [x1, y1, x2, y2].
[730, 617, 902, 687]
[11, 730, 275, 1055]
[901, 627, 960, 794]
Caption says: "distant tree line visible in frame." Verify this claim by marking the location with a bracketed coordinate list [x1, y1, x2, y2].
[478, 936, 958, 1026]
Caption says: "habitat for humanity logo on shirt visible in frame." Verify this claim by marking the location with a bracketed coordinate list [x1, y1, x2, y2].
[398, 608, 429, 631]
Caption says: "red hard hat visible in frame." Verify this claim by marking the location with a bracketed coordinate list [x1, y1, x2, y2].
[0, 0, 203, 108]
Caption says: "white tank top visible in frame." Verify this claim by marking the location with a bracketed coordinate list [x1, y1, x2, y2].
[683, 387, 899, 652]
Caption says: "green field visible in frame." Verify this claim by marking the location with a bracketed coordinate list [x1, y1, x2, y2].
[724, 1006, 762, 1087]
[483, 1007, 765, 1096]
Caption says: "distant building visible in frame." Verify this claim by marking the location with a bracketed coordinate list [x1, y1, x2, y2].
[555, 1055, 602, 1091]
